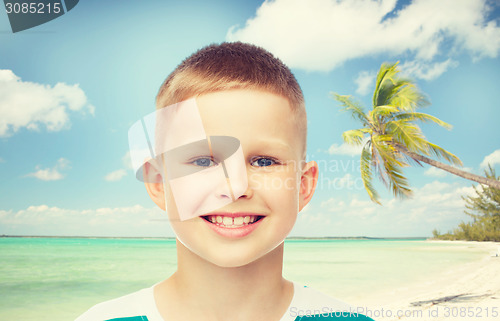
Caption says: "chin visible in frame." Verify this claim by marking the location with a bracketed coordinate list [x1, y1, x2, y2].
[205, 240, 286, 268]
[202, 247, 265, 268]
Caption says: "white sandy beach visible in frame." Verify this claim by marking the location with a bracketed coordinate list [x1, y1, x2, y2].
[352, 241, 500, 321]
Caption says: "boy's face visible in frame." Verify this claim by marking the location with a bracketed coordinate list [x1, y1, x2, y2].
[146, 89, 318, 267]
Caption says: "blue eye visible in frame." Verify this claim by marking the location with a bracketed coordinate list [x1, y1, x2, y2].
[252, 157, 276, 167]
[191, 157, 216, 167]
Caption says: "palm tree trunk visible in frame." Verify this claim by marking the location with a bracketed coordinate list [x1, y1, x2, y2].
[393, 143, 500, 190]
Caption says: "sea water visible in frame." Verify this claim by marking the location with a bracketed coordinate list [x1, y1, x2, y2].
[0, 237, 489, 321]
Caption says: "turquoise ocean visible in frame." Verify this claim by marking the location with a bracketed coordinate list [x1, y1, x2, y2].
[0, 237, 490, 321]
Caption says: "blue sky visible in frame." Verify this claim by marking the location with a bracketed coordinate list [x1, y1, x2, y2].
[0, 0, 499, 237]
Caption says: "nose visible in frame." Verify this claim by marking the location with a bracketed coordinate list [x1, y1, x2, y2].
[236, 183, 254, 200]
[214, 168, 251, 201]
[215, 140, 249, 201]
[224, 161, 249, 201]
[214, 160, 251, 201]
[215, 180, 253, 201]
[213, 175, 233, 200]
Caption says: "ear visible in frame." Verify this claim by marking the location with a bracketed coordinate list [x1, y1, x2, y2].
[143, 160, 166, 211]
[298, 160, 319, 212]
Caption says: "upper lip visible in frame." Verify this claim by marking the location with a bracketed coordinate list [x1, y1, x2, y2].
[202, 212, 266, 218]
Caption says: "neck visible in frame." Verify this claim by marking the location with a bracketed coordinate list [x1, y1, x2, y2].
[155, 239, 293, 321]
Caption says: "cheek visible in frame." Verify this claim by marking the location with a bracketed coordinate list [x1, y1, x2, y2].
[250, 171, 300, 204]
[249, 171, 300, 240]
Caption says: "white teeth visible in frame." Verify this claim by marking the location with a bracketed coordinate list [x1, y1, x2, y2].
[222, 217, 233, 225]
[233, 217, 244, 226]
[206, 215, 261, 227]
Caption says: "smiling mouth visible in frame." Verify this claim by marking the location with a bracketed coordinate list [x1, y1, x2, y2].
[201, 215, 264, 228]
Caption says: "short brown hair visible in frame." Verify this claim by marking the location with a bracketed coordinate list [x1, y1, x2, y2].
[156, 42, 307, 157]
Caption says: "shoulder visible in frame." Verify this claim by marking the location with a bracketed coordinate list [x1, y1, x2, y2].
[285, 283, 375, 320]
[75, 287, 157, 321]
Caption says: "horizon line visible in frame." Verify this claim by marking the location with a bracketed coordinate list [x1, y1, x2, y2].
[0, 234, 429, 240]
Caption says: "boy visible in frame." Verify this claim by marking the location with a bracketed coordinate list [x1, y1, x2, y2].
[76, 42, 374, 321]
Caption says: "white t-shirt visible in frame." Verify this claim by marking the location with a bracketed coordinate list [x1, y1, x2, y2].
[75, 283, 373, 320]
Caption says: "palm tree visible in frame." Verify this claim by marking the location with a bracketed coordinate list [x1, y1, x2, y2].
[334, 62, 500, 204]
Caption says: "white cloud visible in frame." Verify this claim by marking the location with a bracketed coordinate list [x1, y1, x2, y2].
[227, 0, 500, 72]
[0, 204, 173, 237]
[399, 59, 459, 80]
[104, 169, 127, 182]
[480, 149, 500, 168]
[0, 69, 94, 137]
[0, 157, 5, 163]
[355, 71, 376, 95]
[424, 165, 475, 178]
[327, 142, 363, 156]
[25, 158, 70, 181]
[424, 166, 447, 177]
[356, 59, 458, 93]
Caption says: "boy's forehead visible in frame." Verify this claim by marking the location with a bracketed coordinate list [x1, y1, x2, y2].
[195, 90, 302, 154]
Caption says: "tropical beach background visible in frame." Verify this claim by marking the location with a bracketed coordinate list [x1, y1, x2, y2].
[1, 237, 498, 321]
[1, 0, 500, 320]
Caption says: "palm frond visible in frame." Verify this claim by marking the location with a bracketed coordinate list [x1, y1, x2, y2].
[342, 129, 369, 145]
[370, 140, 388, 188]
[373, 62, 399, 107]
[367, 110, 379, 130]
[372, 105, 399, 118]
[360, 143, 381, 204]
[371, 134, 406, 167]
[385, 120, 429, 155]
[372, 62, 429, 112]
[387, 82, 429, 112]
[333, 93, 368, 125]
[371, 134, 412, 199]
[382, 157, 413, 199]
[385, 113, 460, 166]
[425, 142, 463, 166]
[389, 112, 452, 130]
